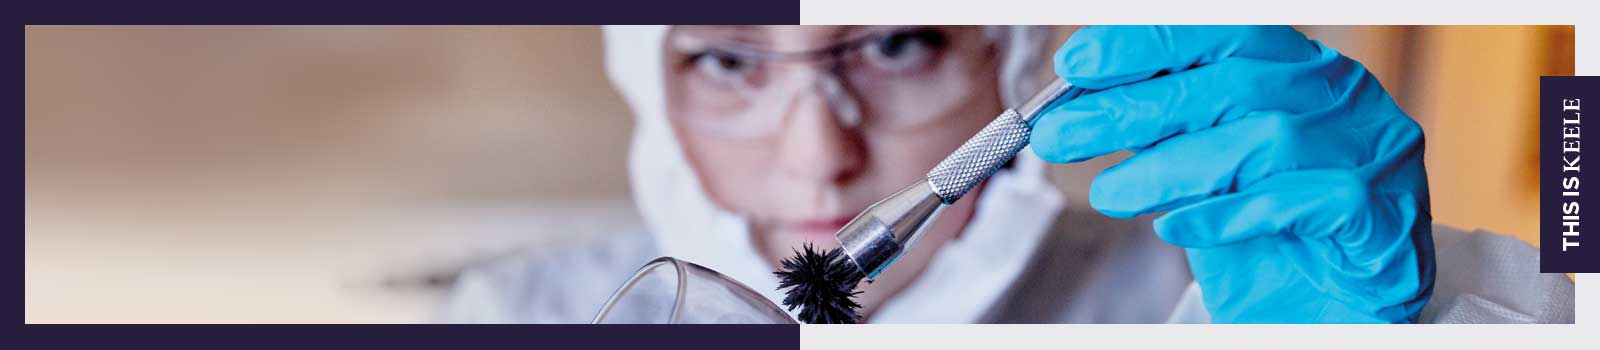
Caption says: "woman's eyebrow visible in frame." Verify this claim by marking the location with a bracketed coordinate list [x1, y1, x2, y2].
[674, 25, 764, 45]
[834, 25, 911, 41]
[833, 25, 874, 40]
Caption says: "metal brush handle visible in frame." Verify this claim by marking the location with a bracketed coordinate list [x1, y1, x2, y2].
[925, 78, 1079, 203]
[925, 109, 1030, 202]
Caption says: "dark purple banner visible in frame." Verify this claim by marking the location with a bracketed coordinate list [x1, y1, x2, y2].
[14, 0, 801, 24]
[17, 325, 800, 349]
[1541, 75, 1600, 273]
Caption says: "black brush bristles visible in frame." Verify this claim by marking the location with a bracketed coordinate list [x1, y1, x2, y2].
[773, 243, 865, 324]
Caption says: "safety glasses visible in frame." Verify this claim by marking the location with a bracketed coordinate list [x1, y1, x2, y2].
[664, 26, 999, 141]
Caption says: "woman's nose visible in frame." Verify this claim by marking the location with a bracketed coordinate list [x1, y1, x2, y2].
[774, 75, 866, 185]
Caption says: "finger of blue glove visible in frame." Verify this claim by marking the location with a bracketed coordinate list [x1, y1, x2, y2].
[1086, 111, 1365, 218]
[1056, 25, 1321, 89]
[1152, 169, 1374, 248]
[1030, 56, 1339, 164]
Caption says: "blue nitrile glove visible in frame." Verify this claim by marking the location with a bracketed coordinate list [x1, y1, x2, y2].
[1030, 26, 1436, 323]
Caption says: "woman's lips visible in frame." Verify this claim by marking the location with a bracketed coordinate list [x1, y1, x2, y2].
[791, 216, 855, 238]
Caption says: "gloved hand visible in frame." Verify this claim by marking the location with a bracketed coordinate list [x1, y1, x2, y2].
[1029, 25, 1436, 323]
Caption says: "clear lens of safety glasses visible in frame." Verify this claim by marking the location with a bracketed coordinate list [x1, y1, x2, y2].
[665, 26, 998, 141]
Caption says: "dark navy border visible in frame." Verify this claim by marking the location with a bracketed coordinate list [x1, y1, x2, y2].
[16, 0, 800, 24]
[1541, 76, 1600, 273]
[20, 325, 801, 349]
[13, 0, 802, 348]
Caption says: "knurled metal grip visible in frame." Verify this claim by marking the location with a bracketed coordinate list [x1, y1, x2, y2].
[926, 109, 1030, 203]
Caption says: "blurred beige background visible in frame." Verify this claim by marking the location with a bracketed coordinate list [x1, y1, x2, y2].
[26, 26, 640, 323]
[24, 25, 1570, 323]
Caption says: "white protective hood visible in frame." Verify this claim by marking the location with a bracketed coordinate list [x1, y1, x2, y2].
[601, 25, 1065, 323]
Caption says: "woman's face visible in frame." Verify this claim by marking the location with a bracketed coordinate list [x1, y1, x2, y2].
[662, 25, 1002, 316]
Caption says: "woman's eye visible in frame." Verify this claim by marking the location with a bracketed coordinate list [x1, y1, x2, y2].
[861, 29, 947, 72]
[690, 50, 751, 81]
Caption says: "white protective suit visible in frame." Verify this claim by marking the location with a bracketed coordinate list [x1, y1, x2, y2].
[441, 25, 1574, 324]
